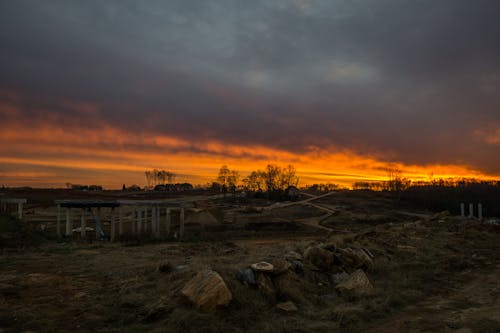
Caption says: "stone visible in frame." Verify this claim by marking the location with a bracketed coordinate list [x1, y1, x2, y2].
[290, 260, 304, 274]
[277, 301, 298, 312]
[274, 272, 306, 304]
[336, 248, 373, 270]
[256, 273, 277, 303]
[304, 246, 334, 271]
[284, 251, 303, 261]
[269, 259, 292, 275]
[251, 261, 274, 272]
[431, 210, 451, 221]
[331, 272, 349, 284]
[236, 268, 256, 286]
[336, 269, 373, 296]
[180, 269, 232, 311]
[144, 297, 173, 322]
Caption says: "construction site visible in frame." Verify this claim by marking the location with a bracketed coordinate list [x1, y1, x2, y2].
[1, 188, 499, 332]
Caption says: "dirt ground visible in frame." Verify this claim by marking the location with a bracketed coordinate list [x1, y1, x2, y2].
[1, 190, 500, 332]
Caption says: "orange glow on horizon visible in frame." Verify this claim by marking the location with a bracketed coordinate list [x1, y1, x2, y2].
[1, 120, 498, 189]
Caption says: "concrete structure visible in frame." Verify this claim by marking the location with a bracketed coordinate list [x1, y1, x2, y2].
[0, 198, 27, 219]
[460, 202, 485, 220]
[54, 199, 185, 241]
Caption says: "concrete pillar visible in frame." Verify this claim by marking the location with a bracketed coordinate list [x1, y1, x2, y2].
[137, 207, 142, 234]
[179, 207, 185, 239]
[166, 208, 171, 237]
[95, 207, 104, 240]
[118, 206, 123, 237]
[469, 203, 474, 218]
[156, 206, 161, 238]
[460, 203, 465, 217]
[131, 208, 136, 236]
[110, 208, 115, 242]
[65, 208, 72, 237]
[151, 206, 156, 236]
[478, 203, 483, 220]
[18, 202, 23, 219]
[81, 209, 86, 238]
[56, 204, 61, 236]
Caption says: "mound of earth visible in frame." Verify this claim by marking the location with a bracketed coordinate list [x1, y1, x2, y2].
[0, 215, 47, 248]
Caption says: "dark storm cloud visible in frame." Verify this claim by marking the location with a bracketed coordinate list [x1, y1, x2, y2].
[1, 0, 500, 172]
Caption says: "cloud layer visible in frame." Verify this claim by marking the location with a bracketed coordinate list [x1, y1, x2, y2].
[1, 1, 500, 186]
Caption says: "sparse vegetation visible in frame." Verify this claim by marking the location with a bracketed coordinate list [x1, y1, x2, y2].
[1, 185, 499, 332]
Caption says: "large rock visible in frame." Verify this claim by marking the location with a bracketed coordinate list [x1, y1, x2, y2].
[180, 270, 232, 311]
[274, 272, 306, 304]
[236, 268, 257, 286]
[336, 248, 373, 270]
[269, 259, 292, 275]
[336, 269, 373, 296]
[304, 246, 334, 271]
[284, 251, 303, 261]
[430, 210, 451, 221]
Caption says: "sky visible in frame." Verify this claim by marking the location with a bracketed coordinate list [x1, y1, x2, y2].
[1, 0, 500, 188]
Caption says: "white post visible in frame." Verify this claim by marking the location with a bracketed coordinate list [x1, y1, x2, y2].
[156, 206, 161, 238]
[478, 203, 483, 220]
[166, 208, 171, 237]
[131, 207, 136, 236]
[110, 208, 115, 242]
[469, 203, 474, 218]
[137, 207, 142, 234]
[118, 206, 123, 237]
[65, 208, 72, 237]
[460, 203, 465, 217]
[179, 207, 185, 239]
[151, 206, 157, 236]
[56, 204, 61, 236]
[18, 202, 23, 219]
[81, 209, 86, 238]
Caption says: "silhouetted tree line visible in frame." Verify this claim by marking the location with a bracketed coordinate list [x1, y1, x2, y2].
[66, 183, 103, 191]
[145, 169, 176, 189]
[400, 179, 500, 217]
[304, 183, 340, 193]
[154, 183, 194, 192]
[208, 164, 300, 200]
[352, 177, 500, 217]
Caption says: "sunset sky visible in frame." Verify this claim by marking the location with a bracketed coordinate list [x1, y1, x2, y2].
[1, 1, 500, 188]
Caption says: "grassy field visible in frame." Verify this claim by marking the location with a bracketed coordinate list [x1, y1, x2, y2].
[1, 191, 499, 332]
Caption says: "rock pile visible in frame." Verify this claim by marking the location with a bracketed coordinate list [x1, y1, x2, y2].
[179, 242, 375, 314]
[231, 242, 375, 312]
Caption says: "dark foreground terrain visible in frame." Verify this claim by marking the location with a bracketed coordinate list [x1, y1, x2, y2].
[1, 190, 499, 332]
